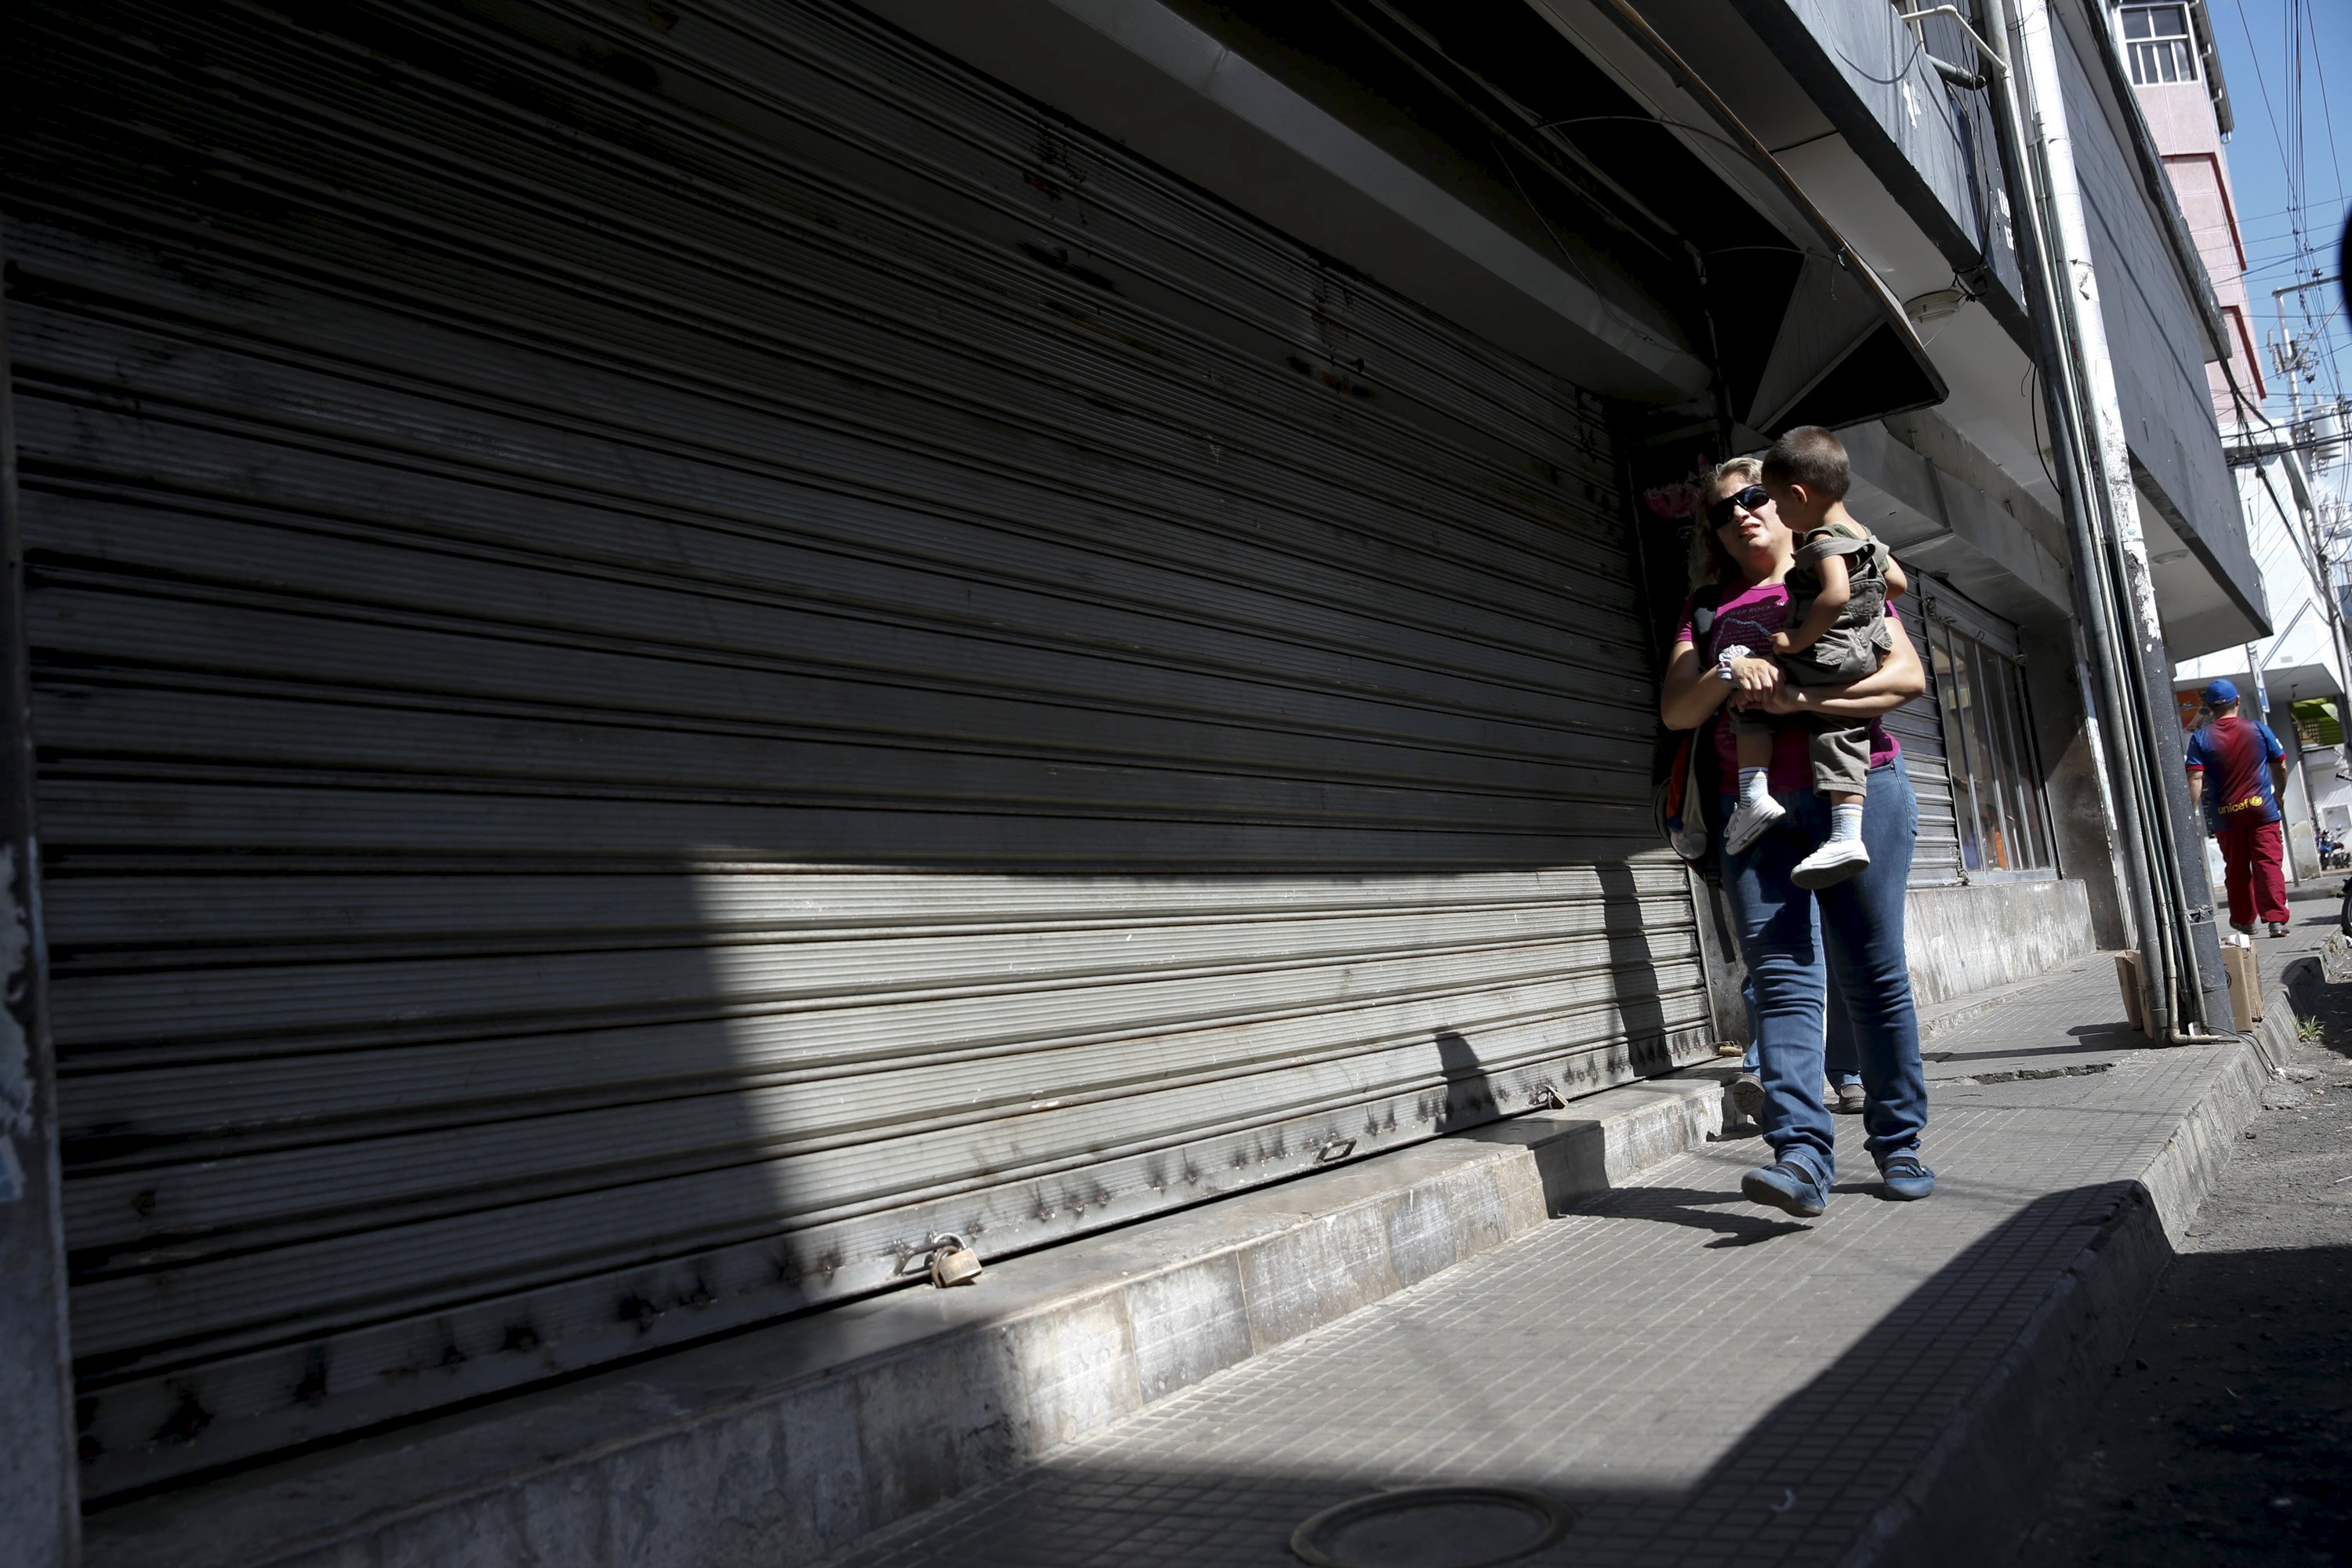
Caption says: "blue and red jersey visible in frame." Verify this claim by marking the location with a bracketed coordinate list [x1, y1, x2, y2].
[2183, 714, 2285, 829]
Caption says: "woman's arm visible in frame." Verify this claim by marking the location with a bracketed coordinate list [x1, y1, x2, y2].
[1660, 641, 1723, 729]
[1660, 640, 1781, 728]
[1742, 622, 1926, 720]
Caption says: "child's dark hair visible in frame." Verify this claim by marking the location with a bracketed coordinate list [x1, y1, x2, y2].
[1762, 425, 1850, 501]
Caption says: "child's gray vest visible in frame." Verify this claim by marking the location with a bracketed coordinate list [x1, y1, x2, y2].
[1788, 530, 1893, 643]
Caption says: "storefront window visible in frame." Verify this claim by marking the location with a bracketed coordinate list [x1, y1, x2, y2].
[1999, 657, 2055, 867]
[1963, 638, 2010, 868]
[1929, 618, 2056, 875]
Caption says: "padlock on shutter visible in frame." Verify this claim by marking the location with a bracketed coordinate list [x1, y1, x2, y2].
[925, 1232, 983, 1288]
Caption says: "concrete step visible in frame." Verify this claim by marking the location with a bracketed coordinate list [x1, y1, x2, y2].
[85, 1071, 1740, 1568]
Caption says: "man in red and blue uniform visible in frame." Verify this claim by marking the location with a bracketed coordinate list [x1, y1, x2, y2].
[2183, 678, 2292, 938]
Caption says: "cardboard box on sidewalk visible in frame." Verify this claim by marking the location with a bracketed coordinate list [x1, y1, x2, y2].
[2117, 945, 2258, 1044]
[2122, 946, 2261, 1036]
[2221, 942, 2263, 1031]
[2115, 950, 2145, 1034]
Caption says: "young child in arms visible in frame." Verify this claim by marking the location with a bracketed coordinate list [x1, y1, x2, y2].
[1721, 426, 1906, 888]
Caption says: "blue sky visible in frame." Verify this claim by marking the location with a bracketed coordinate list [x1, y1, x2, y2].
[2206, 0, 2351, 423]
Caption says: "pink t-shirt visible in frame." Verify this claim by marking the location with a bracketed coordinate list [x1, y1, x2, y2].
[1675, 580, 1901, 793]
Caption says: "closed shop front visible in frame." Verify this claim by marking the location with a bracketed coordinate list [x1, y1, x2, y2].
[8, 0, 1712, 1494]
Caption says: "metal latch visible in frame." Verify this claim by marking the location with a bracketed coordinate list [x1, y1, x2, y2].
[902, 1232, 983, 1288]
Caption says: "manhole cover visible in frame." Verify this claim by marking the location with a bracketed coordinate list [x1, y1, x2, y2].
[1290, 1486, 1574, 1568]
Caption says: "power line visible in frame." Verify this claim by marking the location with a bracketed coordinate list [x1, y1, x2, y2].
[2224, 211, 2352, 247]
[2280, 2, 2351, 410]
[2295, 0, 2348, 403]
[2229, 0, 2290, 171]
[2245, 257, 2349, 284]
[2308, 0, 2348, 205]
[2200, 0, 2352, 429]
[2282, 0, 2304, 261]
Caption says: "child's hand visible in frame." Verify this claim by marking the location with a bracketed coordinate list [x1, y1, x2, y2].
[1769, 631, 1794, 655]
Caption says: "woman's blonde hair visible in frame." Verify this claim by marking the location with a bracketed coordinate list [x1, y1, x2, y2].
[1690, 456, 1764, 585]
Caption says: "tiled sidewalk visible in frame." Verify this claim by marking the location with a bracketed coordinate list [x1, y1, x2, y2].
[829, 956, 2269, 1566]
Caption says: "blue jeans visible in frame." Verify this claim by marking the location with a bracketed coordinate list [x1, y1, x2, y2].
[1718, 759, 1926, 1182]
[1740, 985, 1863, 1088]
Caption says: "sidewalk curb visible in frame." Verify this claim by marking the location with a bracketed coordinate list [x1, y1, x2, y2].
[2270, 956, 2328, 1065]
[87, 1073, 1737, 1568]
[1842, 1029, 2278, 1566]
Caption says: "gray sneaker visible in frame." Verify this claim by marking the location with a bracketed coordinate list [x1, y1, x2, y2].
[1831, 1081, 1867, 1115]
[1730, 1071, 1766, 1123]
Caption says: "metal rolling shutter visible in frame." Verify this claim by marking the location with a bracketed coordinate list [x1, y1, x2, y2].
[9, 0, 1712, 1494]
[1888, 596, 1965, 885]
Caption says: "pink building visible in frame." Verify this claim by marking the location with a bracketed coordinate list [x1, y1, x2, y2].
[2114, 1, 2266, 427]
[2125, 2, 2348, 879]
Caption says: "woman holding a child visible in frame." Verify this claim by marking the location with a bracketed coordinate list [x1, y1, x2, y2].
[1659, 428, 1936, 1218]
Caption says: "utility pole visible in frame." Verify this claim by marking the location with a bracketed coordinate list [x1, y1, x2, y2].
[2245, 266, 2352, 829]
[1973, 0, 2231, 1036]
[2269, 275, 2347, 474]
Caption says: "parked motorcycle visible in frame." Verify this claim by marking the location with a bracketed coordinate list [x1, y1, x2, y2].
[2321, 829, 2351, 871]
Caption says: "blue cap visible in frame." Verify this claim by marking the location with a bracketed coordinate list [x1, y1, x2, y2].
[2202, 678, 2239, 706]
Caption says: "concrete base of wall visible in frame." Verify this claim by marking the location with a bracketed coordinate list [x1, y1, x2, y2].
[85, 1074, 1738, 1568]
[1905, 877, 2094, 1005]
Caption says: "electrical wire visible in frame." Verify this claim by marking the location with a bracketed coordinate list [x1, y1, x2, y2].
[2283, 0, 2348, 409]
[2218, 0, 2348, 433]
[1483, 131, 1621, 306]
[2230, 0, 2292, 172]
[1833, 5, 2001, 259]
[1528, 114, 1762, 161]
[1832, 7, 1926, 87]
[2023, 361, 2063, 502]
[1520, 115, 1848, 265]
[2308, 0, 2347, 211]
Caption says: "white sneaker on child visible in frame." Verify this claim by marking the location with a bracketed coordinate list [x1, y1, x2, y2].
[1791, 838, 1870, 888]
[1722, 794, 1785, 855]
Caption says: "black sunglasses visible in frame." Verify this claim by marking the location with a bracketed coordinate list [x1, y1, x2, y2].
[1705, 485, 1772, 528]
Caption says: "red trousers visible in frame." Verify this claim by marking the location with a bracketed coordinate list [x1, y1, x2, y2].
[2216, 818, 2288, 926]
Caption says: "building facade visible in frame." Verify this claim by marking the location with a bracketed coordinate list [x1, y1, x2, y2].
[1650, 0, 2263, 978]
[0, 2, 2267, 1562]
[2120, 0, 2352, 880]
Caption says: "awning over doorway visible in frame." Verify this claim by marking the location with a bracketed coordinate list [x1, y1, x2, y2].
[1523, 0, 1947, 439]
